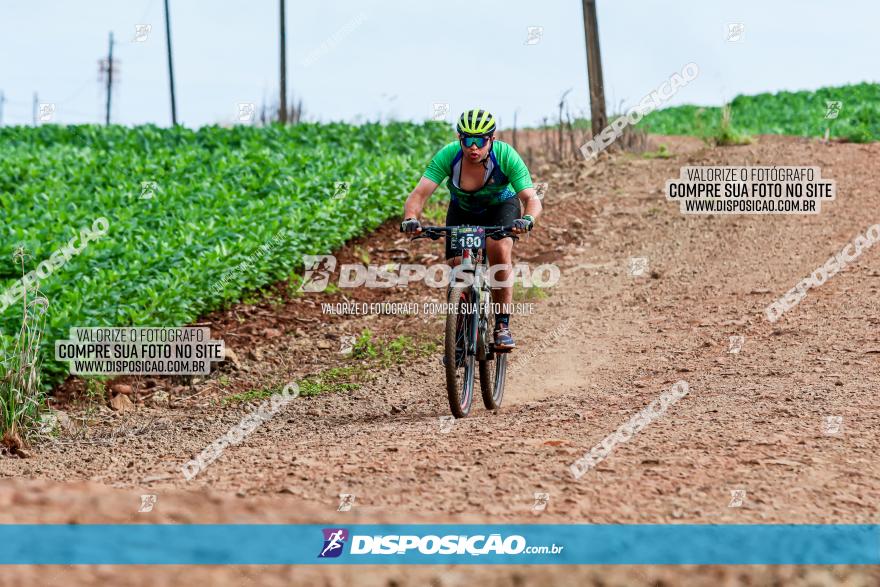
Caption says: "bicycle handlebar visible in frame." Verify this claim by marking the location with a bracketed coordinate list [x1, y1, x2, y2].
[410, 225, 517, 241]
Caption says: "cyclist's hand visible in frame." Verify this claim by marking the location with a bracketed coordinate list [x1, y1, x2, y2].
[512, 215, 534, 233]
[400, 217, 422, 234]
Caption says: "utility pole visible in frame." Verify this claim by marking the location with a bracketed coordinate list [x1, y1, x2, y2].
[279, 0, 288, 124]
[581, 0, 607, 138]
[0, 91, 5, 126]
[105, 31, 114, 125]
[32, 92, 38, 126]
[163, 0, 178, 125]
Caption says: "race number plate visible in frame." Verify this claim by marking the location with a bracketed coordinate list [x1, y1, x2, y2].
[450, 226, 485, 254]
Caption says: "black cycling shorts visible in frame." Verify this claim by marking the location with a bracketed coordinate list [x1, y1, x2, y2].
[444, 198, 521, 259]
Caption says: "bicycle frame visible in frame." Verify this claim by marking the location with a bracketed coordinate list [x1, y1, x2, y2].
[456, 247, 491, 361]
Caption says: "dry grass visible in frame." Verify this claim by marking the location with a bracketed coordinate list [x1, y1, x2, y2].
[0, 249, 50, 454]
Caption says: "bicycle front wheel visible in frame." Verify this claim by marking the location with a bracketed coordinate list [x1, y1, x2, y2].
[445, 285, 476, 418]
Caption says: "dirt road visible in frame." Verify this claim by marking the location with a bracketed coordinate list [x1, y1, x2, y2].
[2, 135, 879, 585]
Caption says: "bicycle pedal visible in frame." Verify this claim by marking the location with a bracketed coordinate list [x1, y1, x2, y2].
[490, 344, 514, 354]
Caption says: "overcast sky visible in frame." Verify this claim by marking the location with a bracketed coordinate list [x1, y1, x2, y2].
[0, 0, 876, 128]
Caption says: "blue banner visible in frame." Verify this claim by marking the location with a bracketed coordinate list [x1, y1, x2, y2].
[1, 524, 878, 565]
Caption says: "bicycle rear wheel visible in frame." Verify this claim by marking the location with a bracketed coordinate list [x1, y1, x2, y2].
[445, 285, 475, 418]
[479, 355, 506, 410]
[479, 296, 507, 410]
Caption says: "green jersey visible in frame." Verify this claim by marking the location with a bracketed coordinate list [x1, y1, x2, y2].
[423, 140, 533, 213]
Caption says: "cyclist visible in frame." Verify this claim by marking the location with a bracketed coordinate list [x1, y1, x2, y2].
[401, 108, 542, 350]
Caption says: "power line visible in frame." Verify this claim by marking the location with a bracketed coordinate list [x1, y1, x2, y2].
[57, 78, 94, 104]
[136, 0, 157, 27]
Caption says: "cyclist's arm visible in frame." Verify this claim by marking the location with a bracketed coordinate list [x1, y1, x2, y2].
[403, 177, 439, 220]
[518, 187, 542, 222]
[496, 141, 542, 224]
[405, 142, 457, 220]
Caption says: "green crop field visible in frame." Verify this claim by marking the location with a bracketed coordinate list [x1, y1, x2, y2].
[637, 82, 880, 143]
[0, 122, 453, 388]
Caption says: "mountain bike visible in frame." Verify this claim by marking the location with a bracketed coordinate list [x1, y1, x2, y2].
[411, 225, 517, 418]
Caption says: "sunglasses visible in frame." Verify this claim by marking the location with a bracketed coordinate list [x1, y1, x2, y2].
[460, 135, 491, 148]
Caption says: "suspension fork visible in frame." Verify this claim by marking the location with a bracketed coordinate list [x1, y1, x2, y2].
[458, 248, 479, 358]
[468, 281, 480, 357]
[471, 253, 492, 360]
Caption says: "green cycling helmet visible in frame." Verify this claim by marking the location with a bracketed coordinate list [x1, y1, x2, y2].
[457, 108, 496, 136]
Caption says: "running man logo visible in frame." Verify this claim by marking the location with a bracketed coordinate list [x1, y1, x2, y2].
[824, 101, 843, 120]
[524, 26, 544, 45]
[628, 256, 649, 277]
[431, 102, 449, 121]
[728, 489, 746, 508]
[138, 494, 157, 513]
[133, 23, 152, 42]
[823, 415, 843, 435]
[299, 255, 337, 292]
[532, 492, 550, 512]
[726, 23, 744, 42]
[237, 102, 256, 122]
[38, 103, 56, 123]
[318, 528, 349, 558]
[333, 181, 351, 200]
[337, 493, 355, 512]
[534, 182, 549, 200]
[728, 335, 744, 354]
[140, 180, 158, 200]
[438, 415, 455, 433]
[339, 335, 355, 355]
